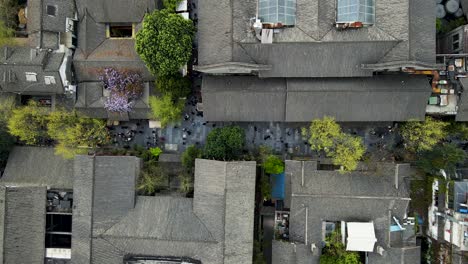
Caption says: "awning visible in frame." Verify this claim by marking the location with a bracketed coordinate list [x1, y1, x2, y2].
[346, 222, 377, 252]
[271, 172, 285, 200]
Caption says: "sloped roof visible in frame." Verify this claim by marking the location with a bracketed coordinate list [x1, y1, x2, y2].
[76, 0, 157, 23]
[0, 185, 47, 264]
[198, 0, 436, 76]
[202, 75, 431, 122]
[72, 157, 257, 264]
[241, 41, 398, 78]
[277, 160, 417, 263]
[1, 146, 73, 189]
[0, 47, 65, 94]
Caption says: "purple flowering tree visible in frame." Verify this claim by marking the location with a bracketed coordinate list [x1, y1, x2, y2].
[100, 68, 143, 113]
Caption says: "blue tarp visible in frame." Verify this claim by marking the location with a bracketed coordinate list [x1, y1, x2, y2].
[271, 172, 285, 200]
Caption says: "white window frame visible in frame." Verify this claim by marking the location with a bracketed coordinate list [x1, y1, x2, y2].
[25, 72, 37, 82]
[44, 76, 56, 85]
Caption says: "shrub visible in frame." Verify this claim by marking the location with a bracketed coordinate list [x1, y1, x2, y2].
[203, 126, 245, 161]
[263, 155, 284, 174]
[182, 145, 202, 172]
[149, 147, 163, 159]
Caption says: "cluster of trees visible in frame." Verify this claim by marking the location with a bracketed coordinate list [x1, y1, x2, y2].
[135, 1, 195, 127]
[7, 102, 110, 159]
[400, 117, 467, 175]
[302, 117, 366, 173]
[320, 230, 361, 264]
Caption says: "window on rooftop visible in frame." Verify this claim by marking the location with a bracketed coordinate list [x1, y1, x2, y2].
[337, 0, 375, 25]
[46, 5, 57, 16]
[258, 0, 296, 26]
[106, 23, 134, 38]
[44, 76, 56, 85]
[25, 72, 37, 82]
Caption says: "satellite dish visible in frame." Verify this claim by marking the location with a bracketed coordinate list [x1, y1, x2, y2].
[437, 4, 446, 18]
[446, 0, 460, 14]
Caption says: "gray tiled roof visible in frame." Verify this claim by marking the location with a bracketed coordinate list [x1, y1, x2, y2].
[0, 47, 65, 94]
[0, 185, 47, 264]
[202, 75, 431, 122]
[241, 42, 398, 78]
[368, 246, 421, 264]
[198, 0, 436, 76]
[272, 241, 319, 264]
[275, 160, 418, 263]
[75, 0, 157, 23]
[1, 146, 73, 189]
[71, 157, 256, 264]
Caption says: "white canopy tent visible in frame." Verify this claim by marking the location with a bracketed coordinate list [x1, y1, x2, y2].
[346, 222, 377, 252]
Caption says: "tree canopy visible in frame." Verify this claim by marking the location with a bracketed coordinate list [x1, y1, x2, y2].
[303, 117, 366, 173]
[148, 95, 185, 127]
[331, 134, 366, 172]
[135, 9, 195, 76]
[7, 101, 49, 145]
[203, 126, 245, 161]
[417, 143, 467, 175]
[303, 116, 341, 152]
[263, 155, 284, 174]
[400, 117, 448, 153]
[163, 0, 183, 11]
[156, 73, 191, 100]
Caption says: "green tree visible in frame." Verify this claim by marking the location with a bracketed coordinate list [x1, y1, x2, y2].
[263, 155, 284, 174]
[163, 0, 183, 11]
[135, 9, 195, 76]
[7, 101, 49, 145]
[400, 117, 448, 153]
[303, 117, 365, 173]
[182, 145, 202, 172]
[148, 95, 185, 127]
[46, 109, 79, 140]
[331, 134, 366, 173]
[304, 116, 342, 152]
[0, 19, 15, 46]
[156, 73, 191, 99]
[203, 126, 245, 161]
[52, 117, 110, 159]
[417, 143, 467, 175]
